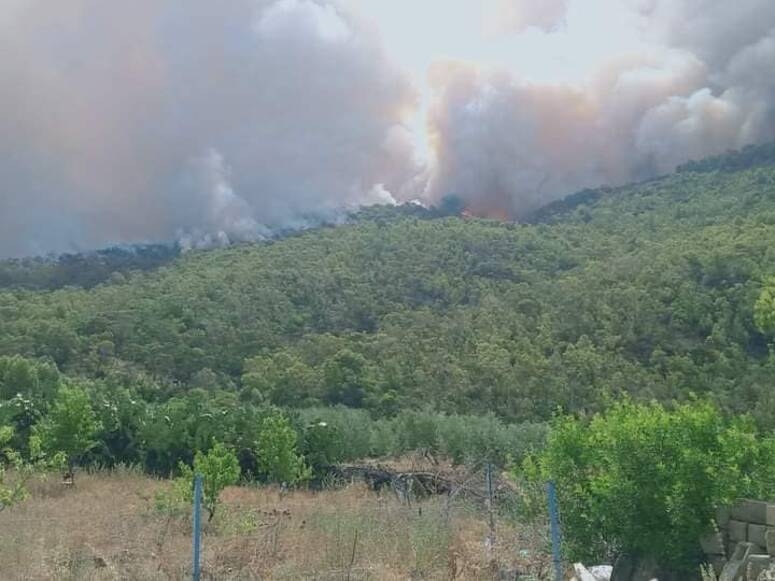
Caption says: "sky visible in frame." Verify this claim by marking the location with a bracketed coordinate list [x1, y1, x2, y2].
[1, 0, 774, 257]
[347, 0, 650, 157]
[350, 0, 646, 81]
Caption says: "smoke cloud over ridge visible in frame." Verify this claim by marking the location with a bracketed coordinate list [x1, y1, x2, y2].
[1, 0, 774, 256]
[423, 0, 775, 216]
[0, 0, 417, 257]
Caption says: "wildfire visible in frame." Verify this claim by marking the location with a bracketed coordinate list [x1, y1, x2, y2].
[461, 207, 511, 222]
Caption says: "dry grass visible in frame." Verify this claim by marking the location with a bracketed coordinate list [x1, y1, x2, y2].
[0, 468, 552, 580]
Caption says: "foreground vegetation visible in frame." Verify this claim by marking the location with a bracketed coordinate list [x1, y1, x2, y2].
[531, 400, 775, 572]
[0, 468, 549, 580]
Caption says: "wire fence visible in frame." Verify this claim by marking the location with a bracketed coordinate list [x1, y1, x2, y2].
[0, 466, 558, 580]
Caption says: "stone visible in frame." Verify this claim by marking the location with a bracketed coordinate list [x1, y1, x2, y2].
[588, 565, 612, 580]
[732, 500, 771, 525]
[730, 520, 749, 543]
[757, 563, 775, 581]
[747, 555, 775, 580]
[766, 529, 775, 556]
[702, 529, 727, 555]
[750, 525, 769, 549]
[573, 563, 598, 581]
[720, 542, 755, 581]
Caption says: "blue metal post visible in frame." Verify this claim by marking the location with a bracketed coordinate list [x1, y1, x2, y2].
[192, 473, 203, 581]
[485, 463, 496, 549]
[547, 480, 563, 581]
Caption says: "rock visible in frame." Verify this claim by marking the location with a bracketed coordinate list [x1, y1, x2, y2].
[573, 563, 599, 581]
[750, 525, 769, 549]
[589, 565, 613, 580]
[720, 542, 755, 581]
[729, 520, 749, 543]
[572, 563, 612, 581]
[756, 563, 775, 581]
[766, 529, 775, 556]
[732, 501, 775, 526]
[747, 555, 775, 580]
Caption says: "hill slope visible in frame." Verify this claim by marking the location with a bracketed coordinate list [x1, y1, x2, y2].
[2, 145, 775, 424]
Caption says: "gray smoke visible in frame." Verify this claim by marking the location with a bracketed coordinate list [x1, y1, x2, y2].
[0, 0, 417, 257]
[1, 0, 775, 257]
[424, 0, 775, 217]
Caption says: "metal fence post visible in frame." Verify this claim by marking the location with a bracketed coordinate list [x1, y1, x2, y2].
[192, 473, 203, 581]
[547, 480, 563, 581]
[485, 463, 496, 551]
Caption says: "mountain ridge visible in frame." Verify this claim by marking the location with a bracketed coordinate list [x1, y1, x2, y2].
[2, 143, 775, 425]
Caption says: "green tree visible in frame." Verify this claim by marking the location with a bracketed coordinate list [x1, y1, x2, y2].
[256, 412, 309, 484]
[535, 400, 775, 570]
[755, 277, 775, 335]
[242, 353, 320, 407]
[37, 385, 101, 478]
[0, 426, 29, 510]
[178, 442, 241, 521]
[301, 419, 346, 471]
[323, 349, 375, 408]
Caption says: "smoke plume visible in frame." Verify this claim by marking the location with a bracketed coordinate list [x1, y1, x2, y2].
[0, 0, 417, 257]
[1, 0, 774, 256]
[423, 0, 775, 216]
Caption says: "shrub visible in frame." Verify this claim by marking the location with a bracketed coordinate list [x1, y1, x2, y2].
[0, 426, 29, 510]
[177, 442, 241, 521]
[301, 419, 346, 470]
[36, 385, 101, 477]
[534, 400, 775, 570]
[256, 412, 310, 485]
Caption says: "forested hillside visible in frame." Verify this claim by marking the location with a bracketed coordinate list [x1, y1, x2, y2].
[3, 148, 775, 422]
[2, 144, 775, 449]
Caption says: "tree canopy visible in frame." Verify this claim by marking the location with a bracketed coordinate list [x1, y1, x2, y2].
[0, 143, 774, 474]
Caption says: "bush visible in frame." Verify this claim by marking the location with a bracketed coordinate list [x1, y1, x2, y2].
[301, 419, 346, 470]
[256, 412, 309, 485]
[0, 426, 29, 510]
[177, 442, 241, 521]
[298, 406, 546, 467]
[534, 400, 775, 570]
[36, 385, 101, 477]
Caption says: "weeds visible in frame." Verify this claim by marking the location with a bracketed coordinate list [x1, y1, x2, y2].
[0, 470, 551, 579]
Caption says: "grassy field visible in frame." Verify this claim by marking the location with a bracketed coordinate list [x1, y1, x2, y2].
[0, 468, 551, 580]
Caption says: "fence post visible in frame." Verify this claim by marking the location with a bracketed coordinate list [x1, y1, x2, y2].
[192, 473, 203, 581]
[547, 480, 563, 581]
[485, 462, 496, 551]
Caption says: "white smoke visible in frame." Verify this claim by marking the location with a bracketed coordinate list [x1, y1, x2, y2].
[483, 0, 569, 34]
[423, 0, 775, 216]
[0, 0, 417, 257]
[1, 0, 774, 256]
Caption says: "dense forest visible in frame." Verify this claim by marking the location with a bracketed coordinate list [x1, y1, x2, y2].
[2, 142, 775, 475]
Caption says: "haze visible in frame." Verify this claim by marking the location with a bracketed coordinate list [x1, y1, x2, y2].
[1, 0, 774, 256]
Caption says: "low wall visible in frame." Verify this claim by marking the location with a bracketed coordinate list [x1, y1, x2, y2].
[701, 500, 775, 580]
